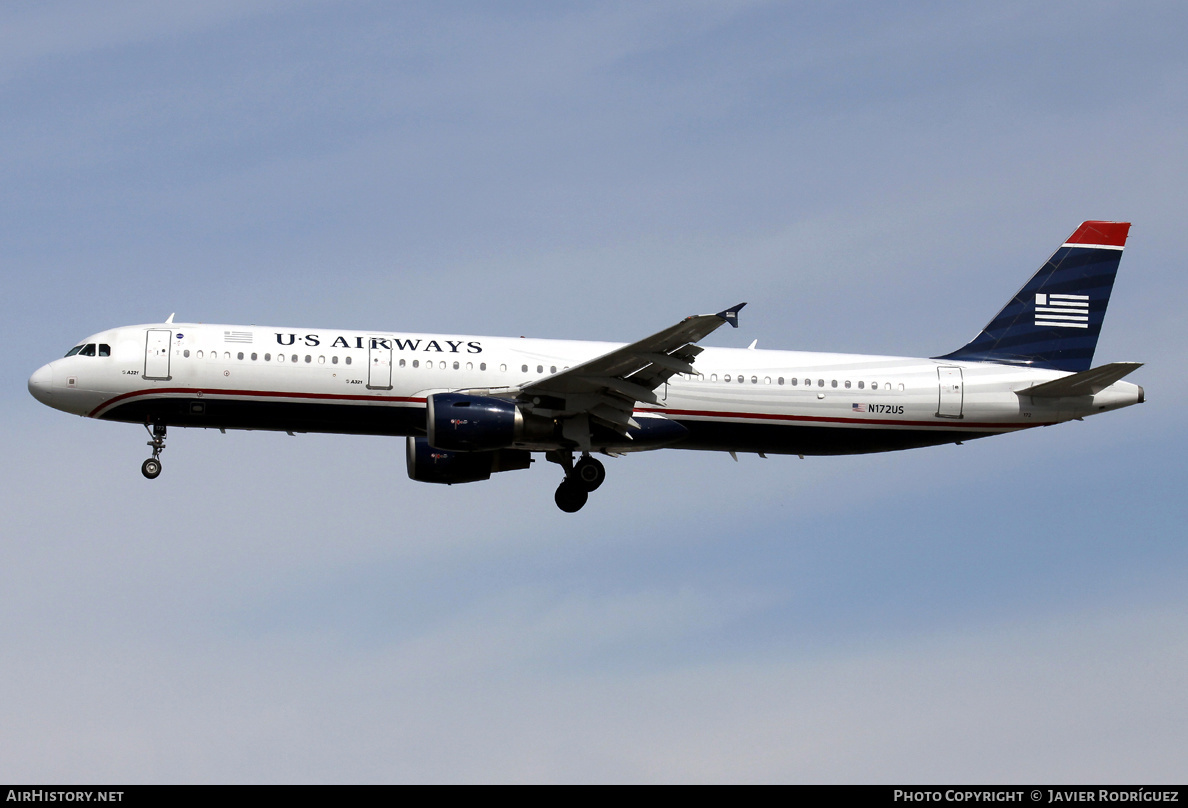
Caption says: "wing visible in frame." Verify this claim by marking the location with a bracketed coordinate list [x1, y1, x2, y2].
[514, 303, 745, 445]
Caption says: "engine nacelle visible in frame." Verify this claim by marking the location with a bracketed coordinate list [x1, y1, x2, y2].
[427, 392, 554, 451]
[405, 437, 531, 485]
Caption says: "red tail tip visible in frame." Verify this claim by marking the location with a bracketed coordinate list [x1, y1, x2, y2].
[1066, 221, 1131, 247]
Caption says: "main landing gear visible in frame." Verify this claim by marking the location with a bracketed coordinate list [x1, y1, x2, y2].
[550, 451, 606, 513]
[141, 423, 166, 479]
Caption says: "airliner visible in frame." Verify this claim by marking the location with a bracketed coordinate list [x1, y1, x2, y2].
[28, 221, 1144, 512]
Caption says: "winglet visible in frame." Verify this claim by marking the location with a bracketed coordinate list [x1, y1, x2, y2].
[165, 313, 176, 324]
[717, 303, 746, 328]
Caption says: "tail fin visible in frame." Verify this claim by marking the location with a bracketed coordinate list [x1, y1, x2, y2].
[936, 221, 1131, 372]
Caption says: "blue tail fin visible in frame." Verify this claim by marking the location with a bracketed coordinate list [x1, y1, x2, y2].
[936, 221, 1131, 372]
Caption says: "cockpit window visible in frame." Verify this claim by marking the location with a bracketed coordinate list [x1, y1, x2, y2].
[98, 344, 111, 357]
[78, 344, 96, 357]
[65, 345, 83, 357]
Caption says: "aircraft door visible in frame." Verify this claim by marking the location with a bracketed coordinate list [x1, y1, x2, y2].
[144, 329, 172, 380]
[368, 337, 393, 390]
[936, 366, 963, 418]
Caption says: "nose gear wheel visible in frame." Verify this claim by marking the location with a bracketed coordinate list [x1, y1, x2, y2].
[142, 423, 167, 479]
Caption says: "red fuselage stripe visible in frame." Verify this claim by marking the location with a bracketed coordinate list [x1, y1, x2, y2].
[640, 407, 1041, 430]
[90, 387, 1043, 431]
[89, 387, 426, 418]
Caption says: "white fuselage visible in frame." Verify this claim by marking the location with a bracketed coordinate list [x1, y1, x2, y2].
[28, 322, 1143, 457]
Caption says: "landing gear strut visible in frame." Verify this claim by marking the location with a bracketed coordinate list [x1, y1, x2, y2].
[142, 423, 166, 479]
[548, 451, 606, 512]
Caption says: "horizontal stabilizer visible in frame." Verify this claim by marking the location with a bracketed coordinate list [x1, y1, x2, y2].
[1016, 362, 1142, 398]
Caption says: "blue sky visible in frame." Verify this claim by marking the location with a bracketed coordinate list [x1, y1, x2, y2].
[2, 1, 1186, 783]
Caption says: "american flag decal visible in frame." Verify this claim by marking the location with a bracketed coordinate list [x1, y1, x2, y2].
[1034, 293, 1089, 329]
[852, 403, 866, 413]
[224, 330, 253, 343]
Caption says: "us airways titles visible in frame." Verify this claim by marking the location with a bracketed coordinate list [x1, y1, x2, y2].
[273, 333, 483, 353]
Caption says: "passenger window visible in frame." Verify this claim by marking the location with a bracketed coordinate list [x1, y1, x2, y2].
[345, 357, 351, 365]
[522, 365, 528, 373]
[65, 346, 83, 357]
[237, 352, 244, 360]
[724, 374, 731, 383]
[453, 361, 459, 370]
[804, 379, 811, 387]
[251, 353, 258, 361]
[899, 383, 905, 391]
[550, 366, 557, 374]
[871, 382, 877, 390]
[479, 363, 486, 371]
[831, 380, 837, 388]
[845, 380, 851, 388]
[225, 352, 232, 360]
[777, 377, 784, 385]
[264, 353, 271, 361]
[79, 344, 96, 357]
[537, 365, 543, 373]
[499, 364, 507, 372]
[334, 356, 340, 365]
[466, 362, 473, 371]
[765, 377, 771, 384]
[197, 350, 204, 359]
[711, 374, 718, 382]
[751, 376, 758, 384]
[412, 360, 419, 368]
[99, 344, 111, 357]
[183, 350, 190, 358]
[278, 354, 285, 363]
[304, 355, 311, 363]
[791, 378, 797, 386]
[738, 376, 744, 384]
[817, 379, 824, 387]
[858, 381, 864, 389]
[318, 356, 325, 364]
[440, 361, 447, 370]
[398, 359, 405, 368]
[291, 354, 297, 363]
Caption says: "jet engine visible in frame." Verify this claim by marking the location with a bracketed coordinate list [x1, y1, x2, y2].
[426, 392, 554, 451]
[405, 437, 532, 484]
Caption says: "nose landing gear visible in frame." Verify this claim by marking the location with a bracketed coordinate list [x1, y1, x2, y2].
[549, 451, 606, 512]
[142, 423, 167, 479]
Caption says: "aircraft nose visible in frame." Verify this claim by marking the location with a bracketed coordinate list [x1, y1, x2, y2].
[28, 363, 54, 405]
